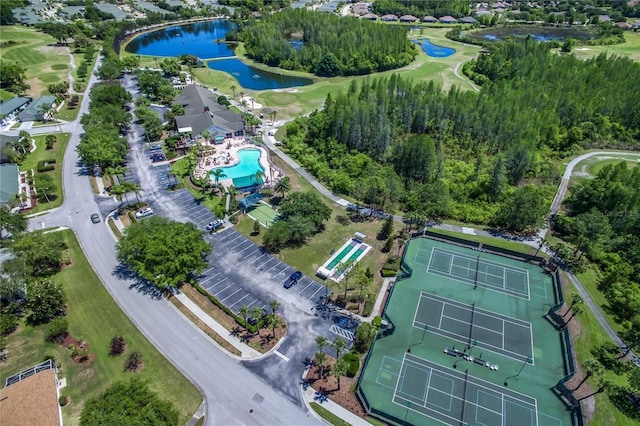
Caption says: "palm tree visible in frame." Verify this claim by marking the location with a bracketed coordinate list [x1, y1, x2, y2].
[252, 306, 265, 330]
[105, 165, 127, 186]
[211, 168, 227, 186]
[332, 338, 347, 359]
[572, 359, 604, 391]
[110, 184, 127, 205]
[253, 169, 265, 186]
[269, 300, 280, 316]
[125, 182, 142, 205]
[274, 176, 291, 198]
[397, 238, 406, 257]
[332, 359, 349, 390]
[230, 85, 236, 99]
[535, 237, 547, 257]
[562, 302, 584, 329]
[37, 103, 54, 122]
[563, 294, 584, 319]
[314, 352, 327, 380]
[266, 314, 282, 338]
[238, 306, 249, 330]
[270, 109, 277, 125]
[315, 335, 328, 355]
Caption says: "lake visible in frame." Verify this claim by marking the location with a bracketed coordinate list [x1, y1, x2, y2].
[125, 20, 236, 59]
[208, 58, 312, 91]
[414, 39, 456, 58]
[469, 27, 595, 43]
[126, 20, 314, 90]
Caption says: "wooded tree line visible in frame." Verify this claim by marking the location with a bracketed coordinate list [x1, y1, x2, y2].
[283, 42, 638, 230]
[238, 9, 416, 76]
[372, 0, 470, 18]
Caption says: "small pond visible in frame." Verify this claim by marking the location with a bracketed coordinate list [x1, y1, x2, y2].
[208, 59, 312, 91]
[125, 20, 236, 59]
[470, 27, 594, 43]
[414, 38, 456, 58]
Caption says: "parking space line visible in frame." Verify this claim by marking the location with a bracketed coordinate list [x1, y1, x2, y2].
[240, 247, 261, 260]
[199, 272, 222, 285]
[297, 282, 314, 294]
[309, 286, 325, 300]
[256, 257, 277, 270]
[211, 280, 233, 295]
[265, 263, 284, 274]
[220, 288, 242, 303]
[236, 244, 256, 256]
[229, 293, 251, 309]
[245, 299, 260, 309]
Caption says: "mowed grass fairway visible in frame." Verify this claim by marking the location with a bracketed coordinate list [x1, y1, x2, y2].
[188, 26, 481, 121]
[572, 31, 640, 61]
[0, 231, 201, 424]
[0, 26, 71, 97]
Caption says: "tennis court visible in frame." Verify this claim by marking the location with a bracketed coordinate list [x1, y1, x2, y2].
[414, 292, 534, 362]
[419, 247, 530, 298]
[384, 353, 539, 426]
[247, 202, 279, 228]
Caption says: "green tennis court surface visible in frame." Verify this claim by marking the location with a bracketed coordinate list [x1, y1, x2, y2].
[424, 247, 530, 298]
[358, 237, 571, 426]
[247, 202, 279, 228]
[392, 353, 538, 426]
[414, 292, 534, 361]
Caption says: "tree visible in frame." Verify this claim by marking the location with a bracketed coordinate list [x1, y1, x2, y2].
[278, 191, 331, 230]
[253, 169, 265, 186]
[315, 335, 328, 355]
[81, 378, 179, 425]
[37, 102, 54, 122]
[332, 337, 347, 359]
[562, 300, 584, 329]
[487, 155, 507, 201]
[378, 215, 394, 241]
[0, 61, 29, 94]
[34, 173, 57, 203]
[570, 209, 612, 259]
[25, 279, 66, 325]
[269, 299, 280, 316]
[314, 351, 327, 380]
[211, 168, 227, 186]
[561, 38, 575, 53]
[230, 84, 236, 99]
[274, 176, 291, 198]
[619, 316, 640, 358]
[563, 294, 584, 318]
[95, 57, 123, 81]
[116, 217, 210, 289]
[266, 314, 282, 338]
[251, 306, 265, 329]
[45, 134, 57, 150]
[238, 306, 250, 330]
[9, 231, 67, 276]
[354, 322, 376, 352]
[572, 358, 604, 391]
[0, 206, 27, 236]
[253, 219, 261, 235]
[125, 351, 143, 372]
[160, 58, 181, 77]
[491, 185, 549, 232]
[332, 359, 349, 390]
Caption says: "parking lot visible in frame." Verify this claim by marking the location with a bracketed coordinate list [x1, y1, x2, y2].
[200, 228, 330, 315]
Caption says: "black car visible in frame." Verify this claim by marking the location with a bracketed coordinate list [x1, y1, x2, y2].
[283, 271, 303, 289]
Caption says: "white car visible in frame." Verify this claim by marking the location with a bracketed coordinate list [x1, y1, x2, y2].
[135, 207, 153, 219]
[206, 219, 224, 231]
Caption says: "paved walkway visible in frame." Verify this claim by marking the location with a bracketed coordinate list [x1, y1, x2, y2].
[302, 386, 371, 426]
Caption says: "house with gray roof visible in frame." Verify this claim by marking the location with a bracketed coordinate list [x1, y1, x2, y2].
[460, 16, 478, 24]
[0, 164, 20, 207]
[422, 15, 438, 23]
[439, 16, 458, 24]
[95, 3, 128, 20]
[0, 97, 30, 126]
[173, 85, 245, 141]
[18, 96, 57, 123]
[137, 1, 166, 14]
[60, 6, 85, 19]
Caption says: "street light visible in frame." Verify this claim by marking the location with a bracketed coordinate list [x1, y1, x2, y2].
[504, 357, 533, 387]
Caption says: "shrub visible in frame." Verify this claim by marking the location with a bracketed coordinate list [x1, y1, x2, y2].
[41, 354, 56, 364]
[372, 316, 382, 328]
[59, 395, 69, 406]
[109, 336, 126, 356]
[193, 283, 258, 333]
[125, 351, 143, 372]
[46, 317, 69, 343]
[381, 269, 398, 277]
[354, 322, 376, 353]
[362, 299, 374, 317]
[342, 353, 360, 377]
[37, 159, 56, 172]
[0, 313, 18, 336]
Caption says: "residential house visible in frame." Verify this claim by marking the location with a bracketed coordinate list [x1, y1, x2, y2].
[460, 16, 478, 24]
[439, 16, 458, 24]
[0, 97, 30, 127]
[18, 95, 57, 123]
[173, 85, 245, 143]
[615, 22, 631, 30]
[400, 15, 418, 23]
[422, 15, 438, 23]
[598, 14, 611, 23]
[632, 20, 640, 30]
[0, 360, 62, 426]
[381, 14, 399, 22]
[362, 13, 379, 20]
[353, 3, 370, 15]
[0, 164, 21, 207]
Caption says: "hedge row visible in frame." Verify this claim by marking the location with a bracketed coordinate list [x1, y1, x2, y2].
[343, 353, 360, 377]
[37, 159, 56, 172]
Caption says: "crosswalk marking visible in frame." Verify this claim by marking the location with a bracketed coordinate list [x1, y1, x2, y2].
[330, 324, 355, 341]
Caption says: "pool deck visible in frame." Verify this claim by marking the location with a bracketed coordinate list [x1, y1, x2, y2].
[192, 138, 280, 188]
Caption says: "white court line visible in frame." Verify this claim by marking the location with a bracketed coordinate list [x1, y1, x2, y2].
[427, 247, 435, 272]
[274, 350, 289, 362]
[438, 302, 445, 329]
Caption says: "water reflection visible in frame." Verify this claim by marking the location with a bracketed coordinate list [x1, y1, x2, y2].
[208, 59, 312, 90]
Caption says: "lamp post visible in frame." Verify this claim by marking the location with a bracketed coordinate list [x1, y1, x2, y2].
[504, 357, 533, 387]
[407, 325, 428, 353]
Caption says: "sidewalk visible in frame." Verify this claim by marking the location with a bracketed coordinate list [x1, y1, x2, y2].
[302, 386, 370, 426]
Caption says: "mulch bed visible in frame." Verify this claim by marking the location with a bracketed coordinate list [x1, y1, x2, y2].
[62, 334, 95, 365]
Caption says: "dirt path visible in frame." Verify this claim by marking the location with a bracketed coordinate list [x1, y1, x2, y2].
[65, 47, 78, 95]
[453, 61, 479, 92]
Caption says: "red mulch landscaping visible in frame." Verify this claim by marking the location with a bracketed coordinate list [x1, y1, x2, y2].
[62, 334, 95, 365]
[236, 318, 287, 353]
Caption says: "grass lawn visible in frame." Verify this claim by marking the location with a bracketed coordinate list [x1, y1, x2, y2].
[309, 402, 352, 426]
[0, 26, 71, 97]
[575, 268, 626, 335]
[426, 227, 542, 256]
[0, 230, 201, 425]
[19, 132, 69, 213]
[57, 95, 84, 122]
[571, 31, 640, 62]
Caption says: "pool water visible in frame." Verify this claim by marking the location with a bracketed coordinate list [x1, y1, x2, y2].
[212, 148, 264, 188]
[414, 38, 456, 58]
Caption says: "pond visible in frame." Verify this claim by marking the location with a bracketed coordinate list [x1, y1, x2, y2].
[469, 27, 595, 43]
[125, 20, 236, 59]
[414, 38, 456, 58]
[208, 58, 312, 91]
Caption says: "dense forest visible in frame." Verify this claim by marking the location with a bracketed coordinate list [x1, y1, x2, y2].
[282, 41, 639, 230]
[237, 9, 417, 76]
[372, 0, 470, 18]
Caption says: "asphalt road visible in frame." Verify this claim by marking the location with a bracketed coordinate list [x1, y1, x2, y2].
[19, 58, 319, 425]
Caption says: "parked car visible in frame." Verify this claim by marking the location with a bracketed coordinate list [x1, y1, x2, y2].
[135, 207, 153, 219]
[247, 308, 269, 326]
[284, 271, 303, 289]
[90, 213, 100, 223]
[206, 219, 224, 231]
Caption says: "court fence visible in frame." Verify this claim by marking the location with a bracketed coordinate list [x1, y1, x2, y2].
[482, 244, 544, 264]
[420, 230, 481, 248]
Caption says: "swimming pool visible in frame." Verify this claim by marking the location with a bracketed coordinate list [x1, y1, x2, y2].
[211, 148, 264, 188]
